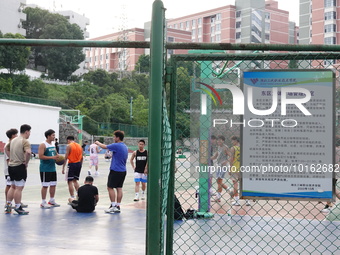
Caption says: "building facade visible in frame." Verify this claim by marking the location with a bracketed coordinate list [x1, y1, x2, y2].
[87, 0, 297, 73]
[299, 0, 340, 68]
[86, 28, 191, 72]
[0, 0, 26, 36]
[166, 0, 297, 45]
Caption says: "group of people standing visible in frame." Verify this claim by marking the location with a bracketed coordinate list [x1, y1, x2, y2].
[3, 125, 148, 215]
[210, 135, 250, 206]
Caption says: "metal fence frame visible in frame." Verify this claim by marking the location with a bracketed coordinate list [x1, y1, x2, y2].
[1, 0, 340, 253]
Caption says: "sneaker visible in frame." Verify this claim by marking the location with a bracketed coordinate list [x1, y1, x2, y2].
[40, 203, 51, 209]
[104, 205, 114, 213]
[232, 200, 241, 206]
[14, 206, 29, 215]
[21, 203, 28, 208]
[141, 193, 145, 200]
[95, 171, 99, 176]
[4, 203, 12, 214]
[113, 206, 121, 213]
[88, 170, 91, 176]
[321, 204, 331, 213]
[48, 201, 60, 207]
[134, 193, 139, 202]
[245, 200, 251, 206]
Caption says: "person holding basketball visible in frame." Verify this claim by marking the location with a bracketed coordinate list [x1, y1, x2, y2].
[38, 129, 60, 209]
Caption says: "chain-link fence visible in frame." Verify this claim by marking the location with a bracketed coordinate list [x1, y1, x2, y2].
[165, 52, 340, 255]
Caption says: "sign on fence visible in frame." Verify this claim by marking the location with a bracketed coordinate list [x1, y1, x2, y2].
[241, 70, 335, 200]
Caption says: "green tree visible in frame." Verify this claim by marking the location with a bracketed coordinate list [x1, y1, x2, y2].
[132, 95, 149, 126]
[0, 33, 30, 74]
[23, 7, 85, 80]
[25, 79, 48, 98]
[0, 77, 13, 93]
[88, 101, 112, 123]
[135, 54, 150, 73]
[105, 93, 130, 123]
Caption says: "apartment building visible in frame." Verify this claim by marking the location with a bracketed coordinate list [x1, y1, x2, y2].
[86, 27, 191, 72]
[166, 0, 297, 45]
[299, 0, 340, 68]
[0, 0, 26, 36]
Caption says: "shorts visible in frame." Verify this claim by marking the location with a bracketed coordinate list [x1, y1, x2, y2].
[89, 156, 99, 166]
[5, 175, 11, 186]
[8, 164, 27, 186]
[40, 172, 57, 186]
[67, 162, 82, 181]
[107, 170, 126, 188]
[134, 172, 147, 183]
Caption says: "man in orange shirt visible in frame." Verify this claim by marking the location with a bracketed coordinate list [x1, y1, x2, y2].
[62, 136, 83, 199]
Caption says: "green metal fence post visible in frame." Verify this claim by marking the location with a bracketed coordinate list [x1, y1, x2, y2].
[165, 64, 176, 255]
[147, 1, 165, 254]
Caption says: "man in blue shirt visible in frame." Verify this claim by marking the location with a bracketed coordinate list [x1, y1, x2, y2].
[95, 130, 128, 213]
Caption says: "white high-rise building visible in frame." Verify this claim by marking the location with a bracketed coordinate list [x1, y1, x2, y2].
[56, 10, 90, 76]
[0, 0, 27, 36]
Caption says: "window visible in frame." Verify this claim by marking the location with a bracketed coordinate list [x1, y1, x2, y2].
[265, 22, 270, 30]
[211, 16, 216, 24]
[324, 37, 336, 44]
[216, 13, 221, 21]
[216, 34, 221, 42]
[186, 21, 190, 28]
[265, 12, 270, 19]
[236, 11, 241, 18]
[169, 25, 172, 28]
[324, 59, 336, 65]
[180, 22, 183, 29]
[325, 0, 336, 7]
[106, 53, 109, 60]
[251, 35, 261, 43]
[216, 23, 221, 31]
[211, 26, 215, 33]
[192, 29, 196, 36]
[252, 13, 262, 26]
[265, 33, 270, 40]
[252, 25, 262, 37]
[198, 18, 202, 25]
[167, 36, 174, 42]
[192, 19, 196, 26]
[325, 11, 336, 20]
[236, 21, 241, 28]
[325, 24, 336, 33]
[211, 35, 215, 42]
[174, 24, 178, 29]
[236, 32, 241, 39]
[198, 28, 202, 35]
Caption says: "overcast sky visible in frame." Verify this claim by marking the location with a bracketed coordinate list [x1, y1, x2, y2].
[26, 0, 300, 39]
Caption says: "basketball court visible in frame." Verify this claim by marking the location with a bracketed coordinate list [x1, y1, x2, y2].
[0, 154, 146, 255]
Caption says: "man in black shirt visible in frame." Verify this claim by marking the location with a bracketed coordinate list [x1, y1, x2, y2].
[130, 140, 148, 201]
[68, 176, 99, 213]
